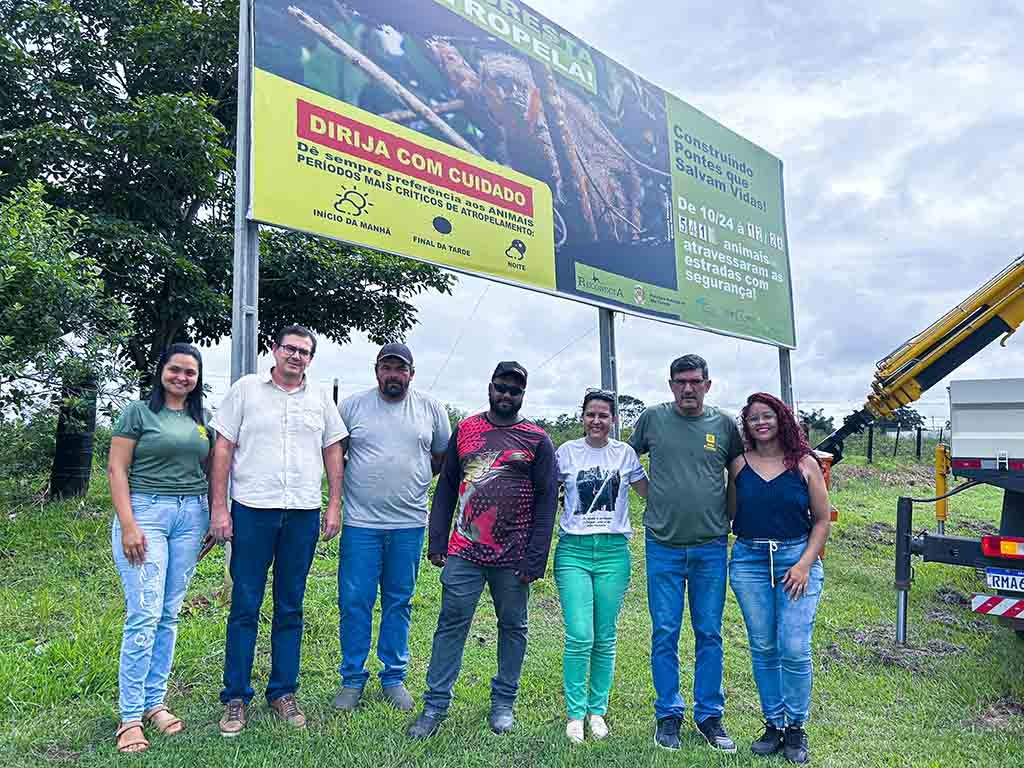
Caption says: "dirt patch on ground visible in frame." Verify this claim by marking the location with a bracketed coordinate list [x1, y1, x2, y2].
[964, 696, 1024, 731]
[924, 607, 994, 633]
[822, 623, 965, 673]
[166, 679, 195, 699]
[935, 584, 970, 606]
[833, 521, 896, 552]
[33, 745, 79, 763]
[951, 518, 999, 537]
[832, 464, 935, 490]
[180, 594, 213, 617]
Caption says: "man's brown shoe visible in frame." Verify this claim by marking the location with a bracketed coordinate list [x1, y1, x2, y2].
[269, 694, 307, 729]
[219, 698, 246, 737]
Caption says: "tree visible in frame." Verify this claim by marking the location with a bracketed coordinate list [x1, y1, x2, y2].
[0, 181, 130, 417]
[890, 406, 925, 430]
[617, 394, 646, 429]
[444, 403, 467, 432]
[2, 0, 453, 494]
[0, 0, 454, 383]
[0, 181, 131, 496]
[798, 408, 834, 435]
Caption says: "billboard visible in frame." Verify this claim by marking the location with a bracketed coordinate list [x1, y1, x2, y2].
[250, 0, 796, 348]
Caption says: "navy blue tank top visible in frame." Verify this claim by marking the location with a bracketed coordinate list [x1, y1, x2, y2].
[732, 457, 811, 540]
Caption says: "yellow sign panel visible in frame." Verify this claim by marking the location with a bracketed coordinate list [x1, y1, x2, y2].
[252, 69, 556, 290]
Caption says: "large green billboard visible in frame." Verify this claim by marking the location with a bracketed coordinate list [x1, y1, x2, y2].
[251, 0, 796, 347]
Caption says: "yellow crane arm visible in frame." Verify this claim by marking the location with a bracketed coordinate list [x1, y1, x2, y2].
[816, 253, 1024, 463]
[865, 253, 1024, 420]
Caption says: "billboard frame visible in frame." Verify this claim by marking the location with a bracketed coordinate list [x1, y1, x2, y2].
[230, 0, 797, 407]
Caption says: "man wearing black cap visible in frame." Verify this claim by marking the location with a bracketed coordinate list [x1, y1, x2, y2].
[408, 362, 557, 739]
[333, 343, 452, 713]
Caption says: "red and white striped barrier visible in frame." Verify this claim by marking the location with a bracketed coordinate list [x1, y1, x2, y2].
[971, 594, 1024, 617]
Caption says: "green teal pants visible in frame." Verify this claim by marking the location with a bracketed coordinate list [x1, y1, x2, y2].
[554, 533, 631, 719]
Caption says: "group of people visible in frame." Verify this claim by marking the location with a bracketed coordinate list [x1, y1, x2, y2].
[108, 324, 831, 764]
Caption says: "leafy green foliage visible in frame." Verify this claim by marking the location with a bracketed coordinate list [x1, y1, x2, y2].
[890, 406, 926, 430]
[0, 180, 130, 417]
[444, 402, 467, 432]
[617, 393, 645, 429]
[799, 407, 835, 434]
[0, 0, 454, 386]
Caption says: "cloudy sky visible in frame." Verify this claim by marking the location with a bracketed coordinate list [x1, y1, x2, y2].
[204, 0, 1024, 427]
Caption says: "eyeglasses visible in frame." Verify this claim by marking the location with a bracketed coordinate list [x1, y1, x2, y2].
[669, 377, 705, 389]
[746, 413, 777, 424]
[280, 344, 312, 359]
[492, 382, 524, 397]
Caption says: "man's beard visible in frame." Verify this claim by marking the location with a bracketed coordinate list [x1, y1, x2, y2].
[382, 379, 407, 396]
[488, 393, 522, 417]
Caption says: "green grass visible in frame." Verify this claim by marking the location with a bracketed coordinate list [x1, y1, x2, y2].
[2, 461, 1023, 767]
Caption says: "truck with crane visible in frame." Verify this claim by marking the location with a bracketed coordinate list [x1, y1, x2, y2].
[811, 254, 1024, 641]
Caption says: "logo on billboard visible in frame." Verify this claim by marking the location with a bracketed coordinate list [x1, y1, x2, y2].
[634, 285, 646, 306]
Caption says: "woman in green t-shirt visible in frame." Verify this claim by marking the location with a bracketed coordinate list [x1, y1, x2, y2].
[108, 344, 211, 754]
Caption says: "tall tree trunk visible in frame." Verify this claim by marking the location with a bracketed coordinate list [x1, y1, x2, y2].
[49, 370, 98, 500]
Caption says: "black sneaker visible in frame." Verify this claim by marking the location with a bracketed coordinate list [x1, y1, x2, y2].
[696, 716, 737, 753]
[751, 722, 785, 756]
[783, 725, 810, 764]
[654, 716, 681, 750]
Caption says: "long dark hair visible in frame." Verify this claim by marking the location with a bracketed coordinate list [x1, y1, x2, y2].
[740, 392, 814, 471]
[147, 343, 205, 425]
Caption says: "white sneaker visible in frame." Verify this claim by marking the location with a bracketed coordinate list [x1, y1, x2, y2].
[566, 718, 585, 744]
[588, 714, 609, 740]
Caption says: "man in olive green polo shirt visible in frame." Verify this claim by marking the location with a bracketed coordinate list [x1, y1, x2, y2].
[630, 354, 743, 754]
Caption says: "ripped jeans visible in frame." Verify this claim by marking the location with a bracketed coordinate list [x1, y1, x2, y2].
[112, 493, 208, 722]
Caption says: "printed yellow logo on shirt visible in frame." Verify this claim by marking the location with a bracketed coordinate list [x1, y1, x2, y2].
[704, 434, 717, 451]
[197, 425, 208, 440]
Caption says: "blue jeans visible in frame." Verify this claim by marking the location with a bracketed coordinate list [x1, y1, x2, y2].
[338, 524, 425, 689]
[112, 493, 208, 722]
[221, 502, 319, 704]
[729, 537, 824, 726]
[645, 531, 727, 722]
[422, 555, 530, 714]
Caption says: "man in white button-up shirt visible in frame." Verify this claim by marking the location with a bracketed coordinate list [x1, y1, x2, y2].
[208, 324, 347, 736]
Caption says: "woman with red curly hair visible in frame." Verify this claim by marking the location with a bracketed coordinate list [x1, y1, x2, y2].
[727, 393, 831, 765]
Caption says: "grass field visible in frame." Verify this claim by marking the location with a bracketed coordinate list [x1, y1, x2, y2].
[2, 455, 1023, 767]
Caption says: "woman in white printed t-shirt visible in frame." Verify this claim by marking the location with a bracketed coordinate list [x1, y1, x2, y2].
[554, 389, 648, 744]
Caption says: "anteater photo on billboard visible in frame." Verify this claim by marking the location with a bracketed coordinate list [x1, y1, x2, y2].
[249, 0, 796, 347]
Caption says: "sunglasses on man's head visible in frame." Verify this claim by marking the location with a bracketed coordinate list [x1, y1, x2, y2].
[492, 382, 524, 396]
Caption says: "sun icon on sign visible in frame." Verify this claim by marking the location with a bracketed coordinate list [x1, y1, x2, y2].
[334, 186, 373, 217]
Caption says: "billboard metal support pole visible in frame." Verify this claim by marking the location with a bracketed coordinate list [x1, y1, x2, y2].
[779, 347, 794, 408]
[599, 308, 619, 439]
[231, 0, 258, 385]
[225, 0, 257, 594]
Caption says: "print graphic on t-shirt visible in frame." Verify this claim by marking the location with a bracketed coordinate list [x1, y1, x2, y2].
[574, 466, 621, 516]
[456, 449, 529, 544]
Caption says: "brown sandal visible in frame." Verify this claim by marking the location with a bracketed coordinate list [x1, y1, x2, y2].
[115, 722, 149, 754]
[143, 705, 185, 735]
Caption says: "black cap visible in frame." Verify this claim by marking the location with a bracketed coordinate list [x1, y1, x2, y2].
[377, 342, 413, 366]
[492, 361, 527, 386]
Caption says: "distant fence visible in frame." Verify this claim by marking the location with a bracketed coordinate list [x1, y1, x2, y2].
[810, 426, 947, 464]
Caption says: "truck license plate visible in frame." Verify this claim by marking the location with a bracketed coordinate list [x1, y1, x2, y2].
[985, 567, 1024, 593]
